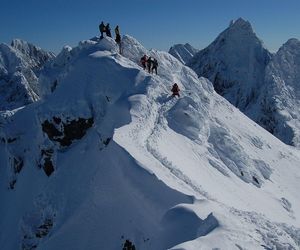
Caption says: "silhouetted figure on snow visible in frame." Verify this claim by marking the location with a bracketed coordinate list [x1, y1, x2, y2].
[115, 25, 122, 54]
[99, 21, 106, 39]
[151, 58, 158, 75]
[147, 56, 153, 73]
[105, 23, 112, 37]
[171, 83, 180, 97]
[115, 25, 121, 44]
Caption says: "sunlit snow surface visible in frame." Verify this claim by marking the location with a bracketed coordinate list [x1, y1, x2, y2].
[0, 36, 299, 250]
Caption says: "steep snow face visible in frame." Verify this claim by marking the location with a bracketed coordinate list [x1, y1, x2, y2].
[0, 40, 55, 111]
[169, 43, 199, 64]
[0, 35, 300, 250]
[188, 18, 271, 111]
[259, 38, 300, 146]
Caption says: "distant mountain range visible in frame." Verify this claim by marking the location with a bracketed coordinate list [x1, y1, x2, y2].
[0, 39, 54, 111]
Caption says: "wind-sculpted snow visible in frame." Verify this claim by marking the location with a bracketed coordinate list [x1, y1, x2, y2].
[0, 35, 300, 250]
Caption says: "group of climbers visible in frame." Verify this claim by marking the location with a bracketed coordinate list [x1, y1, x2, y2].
[140, 55, 158, 75]
[99, 21, 122, 53]
[98, 22, 180, 98]
[140, 55, 180, 96]
[99, 21, 121, 44]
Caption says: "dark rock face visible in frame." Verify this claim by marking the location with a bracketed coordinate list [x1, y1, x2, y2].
[35, 218, 53, 238]
[22, 217, 55, 250]
[39, 148, 55, 176]
[42, 117, 94, 147]
[9, 156, 24, 189]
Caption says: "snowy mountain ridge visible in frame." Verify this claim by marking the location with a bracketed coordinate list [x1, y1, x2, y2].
[0, 39, 55, 111]
[188, 18, 300, 148]
[168, 43, 199, 64]
[0, 35, 300, 250]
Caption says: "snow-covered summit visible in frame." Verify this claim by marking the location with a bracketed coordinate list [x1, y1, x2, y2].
[229, 17, 253, 31]
[1, 35, 300, 250]
[0, 39, 55, 111]
[188, 18, 300, 147]
[188, 18, 271, 111]
[168, 43, 199, 64]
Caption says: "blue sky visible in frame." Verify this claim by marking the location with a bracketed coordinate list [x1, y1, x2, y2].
[1, 0, 300, 54]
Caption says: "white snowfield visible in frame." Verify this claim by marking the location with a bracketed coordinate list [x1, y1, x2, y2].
[0, 35, 300, 250]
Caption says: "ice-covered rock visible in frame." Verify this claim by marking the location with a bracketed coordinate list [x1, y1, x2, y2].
[259, 38, 300, 146]
[0, 39, 55, 111]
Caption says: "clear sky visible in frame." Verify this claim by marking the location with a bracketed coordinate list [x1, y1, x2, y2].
[1, 0, 300, 54]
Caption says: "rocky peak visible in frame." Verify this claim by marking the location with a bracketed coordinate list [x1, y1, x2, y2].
[229, 18, 253, 31]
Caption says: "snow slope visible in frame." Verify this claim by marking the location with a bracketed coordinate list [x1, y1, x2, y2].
[169, 43, 198, 65]
[188, 18, 300, 148]
[0, 35, 300, 250]
[0, 39, 55, 111]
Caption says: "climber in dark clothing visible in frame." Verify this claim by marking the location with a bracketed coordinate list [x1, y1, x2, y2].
[123, 239, 136, 250]
[99, 21, 106, 39]
[152, 58, 158, 75]
[115, 25, 122, 54]
[105, 23, 112, 37]
[147, 57, 153, 73]
[171, 83, 180, 97]
[115, 25, 121, 44]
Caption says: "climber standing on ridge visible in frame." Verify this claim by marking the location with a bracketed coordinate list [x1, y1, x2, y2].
[152, 58, 158, 75]
[140, 55, 147, 70]
[115, 25, 122, 54]
[105, 23, 112, 37]
[171, 83, 180, 97]
[99, 21, 106, 39]
[115, 25, 121, 44]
